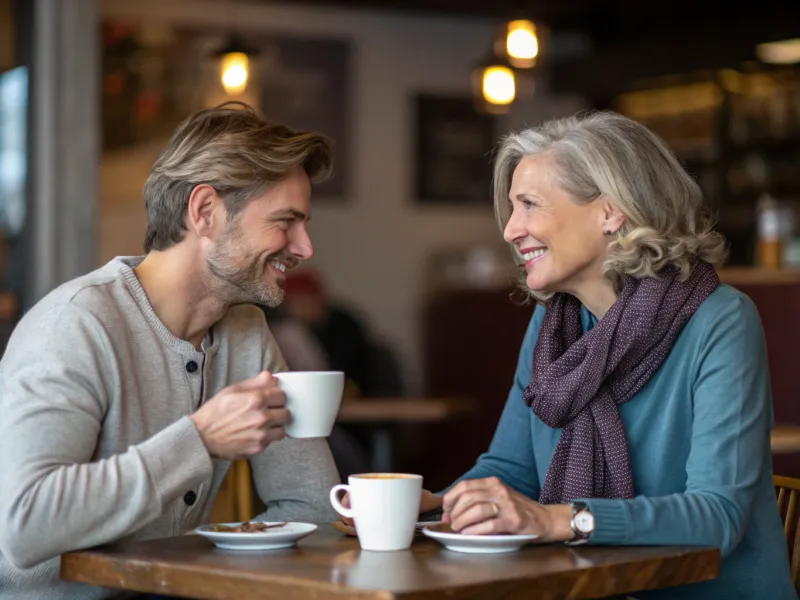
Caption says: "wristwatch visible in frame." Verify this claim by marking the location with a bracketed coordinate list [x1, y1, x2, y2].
[565, 501, 594, 545]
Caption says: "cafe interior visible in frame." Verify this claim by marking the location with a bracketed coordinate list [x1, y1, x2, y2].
[3, 0, 800, 597]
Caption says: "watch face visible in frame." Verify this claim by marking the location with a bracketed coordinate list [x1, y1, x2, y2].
[575, 511, 595, 534]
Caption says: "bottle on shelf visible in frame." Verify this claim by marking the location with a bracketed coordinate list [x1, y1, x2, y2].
[756, 193, 784, 270]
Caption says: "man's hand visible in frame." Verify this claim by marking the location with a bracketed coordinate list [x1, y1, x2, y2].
[190, 371, 288, 460]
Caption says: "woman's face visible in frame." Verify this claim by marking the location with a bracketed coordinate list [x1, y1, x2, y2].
[503, 154, 620, 295]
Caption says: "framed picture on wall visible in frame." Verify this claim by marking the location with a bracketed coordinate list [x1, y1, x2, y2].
[259, 36, 351, 199]
[414, 94, 497, 205]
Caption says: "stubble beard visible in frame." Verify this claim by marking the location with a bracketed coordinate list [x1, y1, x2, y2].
[206, 226, 287, 308]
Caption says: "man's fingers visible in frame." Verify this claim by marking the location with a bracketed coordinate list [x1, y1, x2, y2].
[265, 425, 286, 444]
[229, 371, 274, 393]
[264, 387, 287, 408]
[265, 407, 291, 427]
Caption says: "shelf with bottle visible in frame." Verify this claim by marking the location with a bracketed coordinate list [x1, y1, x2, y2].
[725, 65, 800, 146]
[615, 65, 800, 170]
[614, 64, 800, 266]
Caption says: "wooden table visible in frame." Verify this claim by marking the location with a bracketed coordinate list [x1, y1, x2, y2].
[336, 397, 477, 472]
[61, 524, 719, 600]
[336, 397, 476, 423]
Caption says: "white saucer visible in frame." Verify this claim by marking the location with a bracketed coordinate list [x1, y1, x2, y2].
[422, 523, 539, 554]
[194, 522, 317, 551]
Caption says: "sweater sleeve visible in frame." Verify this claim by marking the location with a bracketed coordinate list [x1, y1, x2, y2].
[580, 294, 770, 557]
[249, 317, 340, 522]
[450, 307, 544, 499]
[0, 303, 213, 569]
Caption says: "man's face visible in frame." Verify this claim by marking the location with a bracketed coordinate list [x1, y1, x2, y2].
[206, 167, 314, 307]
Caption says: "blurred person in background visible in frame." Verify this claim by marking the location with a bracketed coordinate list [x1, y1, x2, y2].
[0, 102, 341, 599]
[276, 268, 404, 398]
[263, 268, 401, 478]
[266, 305, 371, 481]
[402, 112, 794, 599]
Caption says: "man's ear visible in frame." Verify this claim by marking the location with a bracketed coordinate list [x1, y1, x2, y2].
[186, 184, 224, 239]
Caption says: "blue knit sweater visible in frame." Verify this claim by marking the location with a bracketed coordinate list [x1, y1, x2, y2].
[458, 284, 795, 599]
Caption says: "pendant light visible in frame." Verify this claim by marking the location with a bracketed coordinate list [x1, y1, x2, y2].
[471, 52, 516, 115]
[495, 19, 540, 69]
[213, 35, 257, 96]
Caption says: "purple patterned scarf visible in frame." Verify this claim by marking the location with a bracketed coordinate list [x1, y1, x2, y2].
[524, 261, 719, 504]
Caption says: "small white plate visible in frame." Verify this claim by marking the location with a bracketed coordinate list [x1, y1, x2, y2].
[194, 522, 317, 551]
[422, 523, 539, 554]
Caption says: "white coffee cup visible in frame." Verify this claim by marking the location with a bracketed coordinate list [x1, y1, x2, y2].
[330, 473, 422, 551]
[273, 371, 344, 438]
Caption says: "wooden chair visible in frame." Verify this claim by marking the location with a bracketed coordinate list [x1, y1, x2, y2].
[208, 460, 255, 523]
[233, 459, 254, 521]
[774, 475, 800, 589]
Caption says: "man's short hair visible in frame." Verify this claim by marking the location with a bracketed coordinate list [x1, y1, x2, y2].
[142, 102, 334, 253]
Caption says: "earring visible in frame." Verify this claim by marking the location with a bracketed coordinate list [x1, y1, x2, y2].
[604, 229, 614, 236]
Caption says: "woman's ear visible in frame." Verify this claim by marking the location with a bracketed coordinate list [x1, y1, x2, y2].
[601, 197, 626, 235]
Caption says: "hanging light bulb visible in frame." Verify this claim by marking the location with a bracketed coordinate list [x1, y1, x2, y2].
[221, 52, 249, 95]
[213, 35, 257, 96]
[471, 54, 516, 115]
[482, 66, 515, 105]
[495, 19, 540, 69]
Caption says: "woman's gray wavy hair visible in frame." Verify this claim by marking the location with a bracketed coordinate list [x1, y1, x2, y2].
[493, 111, 727, 303]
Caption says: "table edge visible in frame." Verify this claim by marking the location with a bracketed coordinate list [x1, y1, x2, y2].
[61, 544, 720, 600]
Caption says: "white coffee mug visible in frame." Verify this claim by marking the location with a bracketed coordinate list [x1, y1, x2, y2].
[330, 473, 422, 551]
[274, 371, 344, 438]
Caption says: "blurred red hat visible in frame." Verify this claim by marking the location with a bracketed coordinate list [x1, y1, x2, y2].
[284, 268, 324, 297]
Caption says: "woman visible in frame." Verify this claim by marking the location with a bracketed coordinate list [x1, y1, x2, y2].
[421, 112, 795, 599]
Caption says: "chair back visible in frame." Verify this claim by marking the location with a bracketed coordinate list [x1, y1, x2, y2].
[774, 474, 800, 590]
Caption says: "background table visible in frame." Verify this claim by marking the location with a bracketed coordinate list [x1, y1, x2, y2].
[61, 524, 719, 600]
[336, 397, 477, 472]
[772, 425, 800, 455]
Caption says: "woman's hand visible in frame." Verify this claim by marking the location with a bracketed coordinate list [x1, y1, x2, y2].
[420, 488, 443, 514]
[441, 476, 573, 542]
[336, 492, 354, 526]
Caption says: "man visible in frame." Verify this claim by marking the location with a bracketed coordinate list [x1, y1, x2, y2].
[0, 102, 340, 598]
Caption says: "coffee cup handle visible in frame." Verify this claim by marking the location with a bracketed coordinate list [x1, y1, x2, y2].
[329, 484, 354, 518]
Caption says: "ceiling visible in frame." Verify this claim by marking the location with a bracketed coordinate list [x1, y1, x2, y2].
[268, 0, 800, 96]
[273, 0, 799, 38]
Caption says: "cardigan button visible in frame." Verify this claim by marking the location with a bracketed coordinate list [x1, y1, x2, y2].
[186, 360, 198, 373]
[184, 491, 197, 506]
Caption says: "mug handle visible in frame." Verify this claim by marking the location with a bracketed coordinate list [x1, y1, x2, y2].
[329, 484, 354, 518]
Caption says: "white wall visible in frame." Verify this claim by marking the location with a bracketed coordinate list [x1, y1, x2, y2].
[99, 0, 585, 393]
